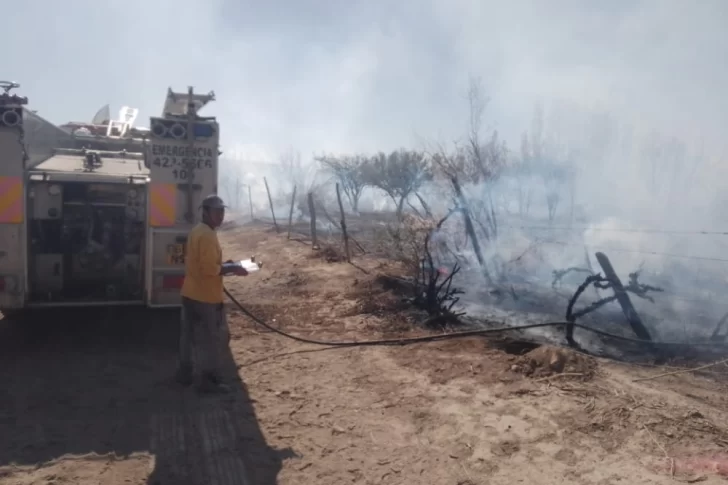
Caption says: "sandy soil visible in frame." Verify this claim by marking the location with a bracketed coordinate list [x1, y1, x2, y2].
[2, 221, 728, 484]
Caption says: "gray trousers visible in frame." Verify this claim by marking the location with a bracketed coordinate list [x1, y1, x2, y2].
[179, 297, 230, 377]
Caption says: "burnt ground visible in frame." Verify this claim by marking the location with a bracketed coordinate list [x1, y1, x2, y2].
[3, 221, 728, 484]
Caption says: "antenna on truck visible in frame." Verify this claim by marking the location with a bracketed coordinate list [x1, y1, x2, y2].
[0, 81, 27, 105]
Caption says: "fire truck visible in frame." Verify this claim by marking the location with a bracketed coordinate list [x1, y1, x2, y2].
[0, 81, 219, 314]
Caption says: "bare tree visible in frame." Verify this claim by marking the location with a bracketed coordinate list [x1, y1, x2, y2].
[433, 77, 507, 241]
[363, 149, 433, 217]
[277, 146, 320, 195]
[315, 154, 368, 212]
[273, 146, 331, 220]
[465, 78, 507, 240]
[515, 133, 533, 217]
[534, 156, 574, 224]
[513, 103, 547, 218]
[425, 78, 509, 286]
[466, 77, 508, 183]
[544, 168, 561, 223]
[472, 130, 508, 239]
[520, 103, 577, 224]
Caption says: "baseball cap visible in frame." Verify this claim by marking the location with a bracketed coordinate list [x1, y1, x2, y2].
[200, 194, 227, 210]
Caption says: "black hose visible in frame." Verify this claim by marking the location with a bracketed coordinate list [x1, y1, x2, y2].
[223, 287, 728, 350]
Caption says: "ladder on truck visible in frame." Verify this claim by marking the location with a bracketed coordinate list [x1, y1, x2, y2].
[106, 106, 139, 138]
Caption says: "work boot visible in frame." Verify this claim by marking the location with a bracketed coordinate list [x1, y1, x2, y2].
[174, 364, 193, 387]
[196, 373, 230, 394]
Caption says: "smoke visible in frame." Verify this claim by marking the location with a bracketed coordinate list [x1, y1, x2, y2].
[434, 113, 728, 344]
[6, 0, 728, 342]
[6, 1, 727, 155]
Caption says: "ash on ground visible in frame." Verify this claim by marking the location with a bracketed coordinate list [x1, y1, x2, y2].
[456, 269, 728, 365]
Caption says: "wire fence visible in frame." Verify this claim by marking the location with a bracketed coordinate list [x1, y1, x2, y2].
[250, 207, 728, 264]
[539, 239, 728, 264]
[235, 176, 728, 311]
[503, 224, 728, 237]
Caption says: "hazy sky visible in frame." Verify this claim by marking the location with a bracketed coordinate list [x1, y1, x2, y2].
[5, 0, 728, 162]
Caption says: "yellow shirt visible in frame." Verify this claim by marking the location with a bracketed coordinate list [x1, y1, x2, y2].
[181, 223, 224, 303]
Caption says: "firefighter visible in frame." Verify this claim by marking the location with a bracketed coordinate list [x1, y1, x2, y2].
[175, 194, 248, 394]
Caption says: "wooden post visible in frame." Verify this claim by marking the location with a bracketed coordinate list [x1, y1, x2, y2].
[287, 185, 297, 239]
[307, 192, 318, 249]
[263, 177, 278, 232]
[335, 183, 351, 262]
[450, 176, 491, 285]
[584, 246, 601, 299]
[594, 252, 652, 342]
[248, 185, 253, 221]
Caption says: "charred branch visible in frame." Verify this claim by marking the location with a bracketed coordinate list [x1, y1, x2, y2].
[553, 265, 663, 301]
[624, 270, 664, 303]
[410, 213, 467, 326]
[565, 274, 616, 322]
[561, 256, 664, 349]
[552, 267, 593, 289]
[414, 192, 433, 218]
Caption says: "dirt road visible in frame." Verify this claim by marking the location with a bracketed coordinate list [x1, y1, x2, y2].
[2, 222, 728, 484]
